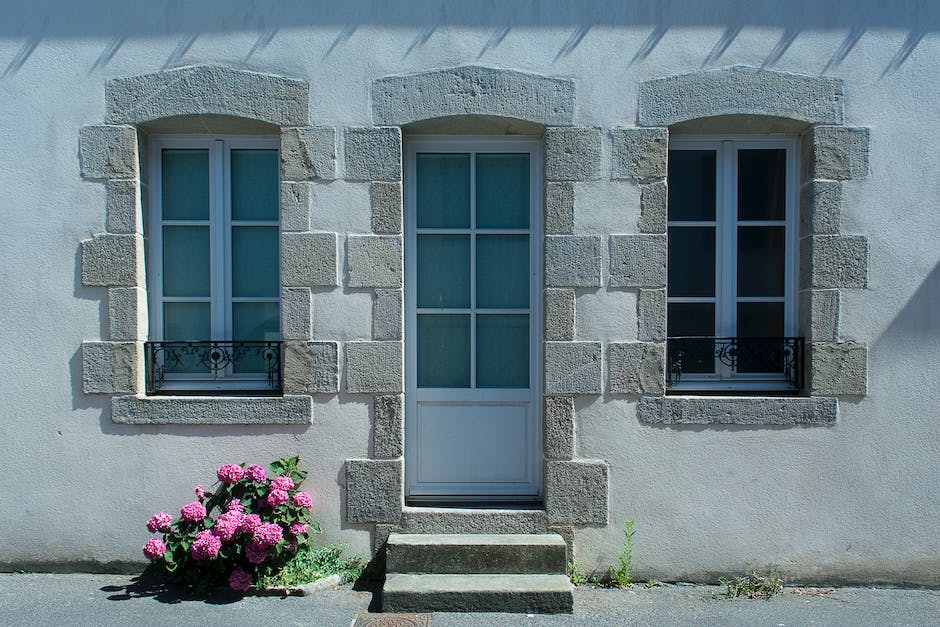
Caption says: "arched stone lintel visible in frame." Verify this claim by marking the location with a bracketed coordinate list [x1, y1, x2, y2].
[638, 65, 844, 128]
[106, 64, 309, 128]
[373, 65, 575, 127]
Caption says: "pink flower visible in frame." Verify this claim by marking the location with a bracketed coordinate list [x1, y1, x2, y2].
[239, 514, 262, 534]
[180, 501, 207, 522]
[292, 491, 313, 509]
[266, 489, 288, 508]
[252, 522, 283, 547]
[191, 529, 222, 560]
[194, 485, 205, 500]
[245, 540, 268, 564]
[225, 499, 244, 512]
[142, 538, 166, 560]
[229, 567, 252, 592]
[245, 464, 266, 483]
[216, 464, 244, 484]
[213, 511, 244, 542]
[146, 512, 172, 533]
[270, 476, 295, 491]
[289, 522, 308, 536]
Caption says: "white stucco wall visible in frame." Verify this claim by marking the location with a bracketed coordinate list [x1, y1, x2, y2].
[0, 1, 938, 583]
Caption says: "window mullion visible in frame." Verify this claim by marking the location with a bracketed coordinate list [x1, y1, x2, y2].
[720, 141, 737, 378]
[210, 139, 226, 344]
[469, 151, 477, 390]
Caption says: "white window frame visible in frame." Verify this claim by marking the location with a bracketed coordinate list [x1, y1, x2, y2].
[148, 134, 281, 392]
[667, 135, 799, 393]
[404, 135, 543, 499]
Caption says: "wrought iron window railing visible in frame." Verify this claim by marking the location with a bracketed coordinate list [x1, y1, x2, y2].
[667, 336, 804, 392]
[145, 341, 283, 395]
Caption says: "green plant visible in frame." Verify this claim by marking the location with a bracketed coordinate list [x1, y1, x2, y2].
[608, 519, 635, 588]
[142, 456, 322, 593]
[256, 543, 365, 588]
[718, 570, 785, 600]
[567, 561, 587, 586]
[645, 579, 662, 588]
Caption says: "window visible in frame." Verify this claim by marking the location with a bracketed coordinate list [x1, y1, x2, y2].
[667, 136, 801, 393]
[147, 136, 281, 393]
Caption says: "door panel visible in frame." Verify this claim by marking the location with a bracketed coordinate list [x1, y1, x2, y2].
[405, 137, 541, 500]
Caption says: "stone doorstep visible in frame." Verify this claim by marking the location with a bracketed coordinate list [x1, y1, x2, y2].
[382, 573, 574, 614]
[386, 533, 568, 575]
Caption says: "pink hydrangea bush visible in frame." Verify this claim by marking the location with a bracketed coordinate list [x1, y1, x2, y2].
[142, 456, 320, 593]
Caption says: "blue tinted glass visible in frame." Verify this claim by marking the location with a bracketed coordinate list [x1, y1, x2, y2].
[738, 149, 786, 221]
[668, 150, 716, 221]
[231, 149, 279, 221]
[162, 149, 209, 220]
[233, 302, 281, 373]
[163, 226, 210, 297]
[476, 235, 529, 308]
[737, 226, 785, 297]
[417, 235, 470, 308]
[416, 153, 470, 228]
[476, 314, 529, 388]
[417, 314, 470, 388]
[667, 226, 715, 298]
[163, 302, 210, 341]
[476, 153, 529, 229]
[232, 226, 279, 297]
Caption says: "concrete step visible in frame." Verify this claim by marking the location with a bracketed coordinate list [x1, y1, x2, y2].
[382, 573, 574, 614]
[386, 533, 568, 575]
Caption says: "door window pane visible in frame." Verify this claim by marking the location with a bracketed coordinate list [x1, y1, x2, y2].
[231, 149, 278, 221]
[736, 302, 785, 373]
[162, 149, 209, 220]
[737, 226, 785, 297]
[476, 235, 529, 308]
[476, 153, 529, 229]
[417, 234, 471, 308]
[667, 303, 716, 375]
[668, 150, 716, 221]
[163, 225, 210, 297]
[738, 149, 786, 221]
[668, 226, 716, 297]
[232, 226, 279, 297]
[417, 314, 470, 388]
[476, 314, 529, 388]
[416, 153, 470, 228]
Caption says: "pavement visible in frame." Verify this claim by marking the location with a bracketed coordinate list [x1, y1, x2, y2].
[1, 573, 939, 626]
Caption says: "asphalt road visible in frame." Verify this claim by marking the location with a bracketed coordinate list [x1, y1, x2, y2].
[1, 573, 938, 626]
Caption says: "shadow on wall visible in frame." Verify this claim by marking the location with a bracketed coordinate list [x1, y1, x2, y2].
[875, 259, 940, 351]
[2, 1, 938, 77]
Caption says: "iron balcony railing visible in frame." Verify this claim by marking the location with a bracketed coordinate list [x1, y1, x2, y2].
[145, 341, 283, 395]
[667, 336, 804, 392]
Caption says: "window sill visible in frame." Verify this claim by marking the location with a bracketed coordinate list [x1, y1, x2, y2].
[638, 395, 836, 426]
[111, 394, 311, 425]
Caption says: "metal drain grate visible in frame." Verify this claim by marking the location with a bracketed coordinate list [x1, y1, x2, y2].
[352, 611, 430, 627]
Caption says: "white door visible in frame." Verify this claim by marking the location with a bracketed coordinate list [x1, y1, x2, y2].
[405, 137, 541, 501]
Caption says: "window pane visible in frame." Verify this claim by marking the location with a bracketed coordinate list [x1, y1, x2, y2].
[232, 226, 279, 297]
[477, 314, 529, 388]
[738, 149, 786, 221]
[417, 314, 470, 388]
[163, 225, 210, 297]
[476, 153, 529, 229]
[416, 153, 470, 228]
[668, 150, 716, 221]
[736, 302, 785, 374]
[476, 235, 529, 308]
[737, 226, 785, 297]
[417, 234, 470, 308]
[231, 149, 279, 221]
[667, 303, 715, 375]
[163, 302, 210, 341]
[162, 149, 209, 220]
[668, 226, 715, 297]
[233, 302, 281, 374]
